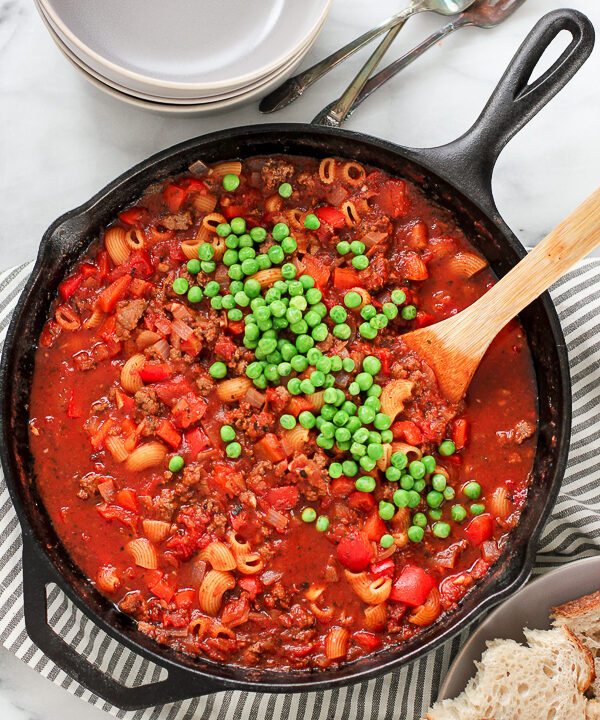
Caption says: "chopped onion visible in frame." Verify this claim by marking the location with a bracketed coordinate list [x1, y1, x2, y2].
[168, 302, 192, 322]
[260, 570, 283, 586]
[363, 230, 388, 248]
[152, 338, 170, 361]
[264, 508, 288, 531]
[136, 330, 161, 350]
[170, 319, 194, 341]
[244, 387, 266, 409]
[189, 159, 208, 175]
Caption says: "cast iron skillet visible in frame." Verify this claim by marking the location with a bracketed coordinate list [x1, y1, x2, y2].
[0, 9, 594, 710]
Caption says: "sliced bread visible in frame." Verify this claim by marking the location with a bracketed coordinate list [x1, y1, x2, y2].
[424, 625, 594, 720]
[552, 590, 600, 697]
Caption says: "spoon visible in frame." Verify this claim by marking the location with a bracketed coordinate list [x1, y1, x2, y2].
[402, 188, 600, 404]
[260, 0, 475, 115]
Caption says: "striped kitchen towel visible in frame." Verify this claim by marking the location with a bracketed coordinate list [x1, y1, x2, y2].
[0, 258, 599, 720]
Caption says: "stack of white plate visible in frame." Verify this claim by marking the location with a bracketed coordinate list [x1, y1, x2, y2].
[34, 0, 332, 113]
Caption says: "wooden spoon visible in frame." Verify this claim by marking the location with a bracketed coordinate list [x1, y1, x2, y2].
[402, 188, 600, 403]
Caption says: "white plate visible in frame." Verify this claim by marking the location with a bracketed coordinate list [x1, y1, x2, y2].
[438, 556, 600, 702]
[39, 7, 317, 115]
[38, 0, 332, 97]
[36, 0, 325, 105]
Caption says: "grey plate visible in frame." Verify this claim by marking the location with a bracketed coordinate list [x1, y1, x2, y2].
[439, 555, 600, 701]
[38, 0, 332, 95]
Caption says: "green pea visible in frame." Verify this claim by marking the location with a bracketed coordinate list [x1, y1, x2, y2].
[168, 455, 184, 473]
[400, 474, 414, 490]
[413, 512, 427, 528]
[187, 258, 201, 274]
[355, 476, 376, 493]
[357, 406, 375, 424]
[316, 515, 330, 532]
[301, 507, 317, 523]
[380, 534, 394, 548]
[407, 490, 421, 508]
[361, 304, 377, 321]
[313, 302, 328, 318]
[408, 525, 425, 543]
[364, 396, 380, 412]
[280, 262, 295, 280]
[379, 501, 395, 520]
[311, 324, 328, 342]
[463, 481, 481, 499]
[298, 379, 314, 395]
[258, 337, 278, 355]
[298, 274, 314, 291]
[433, 522, 451, 539]
[225, 234, 239, 249]
[373, 413, 391, 431]
[281, 236, 297, 254]
[335, 427, 351, 444]
[216, 222, 232, 237]
[340, 357, 354, 373]
[360, 455, 376, 471]
[295, 335, 313, 355]
[431, 473, 447, 492]
[229, 280, 244, 294]
[298, 411, 316, 429]
[401, 305, 417, 320]
[332, 410, 349, 428]
[230, 217, 246, 235]
[352, 255, 369, 270]
[421, 455, 436, 474]
[382, 302, 398, 320]
[210, 296, 223, 310]
[451, 504, 467, 523]
[173, 277, 188, 295]
[368, 384, 382, 398]
[287, 377, 302, 395]
[304, 213, 320, 230]
[386, 466, 401, 482]
[228, 264, 243, 280]
[393, 489, 409, 507]
[328, 462, 343, 478]
[350, 442, 365, 458]
[337, 240, 351, 255]
[470, 503, 485, 515]
[367, 443, 384, 460]
[426, 490, 444, 509]
[238, 246, 255, 262]
[263, 364, 279, 383]
[332, 323, 351, 340]
[321, 405, 336, 421]
[209, 361, 227, 379]
[187, 286, 203, 303]
[239, 234, 253, 248]
[278, 182, 292, 198]
[204, 280, 220, 297]
[359, 322, 377, 339]
[290, 296, 308, 313]
[288, 280, 303, 296]
[429, 508, 442, 521]
[272, 222, 289, 241]
[256, 254, 271, 269]
[317, 434, 334, 449]
[226, 441, 241, 458]
[267, 245, 284, 264]
[355, 373, 373, 391]
[391, 289, 407, 305]
[381, 429, 393, 443]
[343, 291, 361, 309]
[219, 425, 235, 443]
[371, 313, 388, 330]
[443, 486, 455, 501]
[342, 460, 358, 477]
[222, 174, 240, 192]
[408, 461, 426, 480]
[413, 478, 426, 493]
[250, 226, 267, 243]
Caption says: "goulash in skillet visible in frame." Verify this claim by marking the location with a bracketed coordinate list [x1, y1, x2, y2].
[29, 156, 537, 669]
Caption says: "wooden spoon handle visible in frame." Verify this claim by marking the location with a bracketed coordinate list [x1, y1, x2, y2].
[463, 187, 600, 348]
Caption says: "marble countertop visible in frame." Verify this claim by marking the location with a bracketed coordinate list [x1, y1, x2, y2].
[0, 0, 599, 717]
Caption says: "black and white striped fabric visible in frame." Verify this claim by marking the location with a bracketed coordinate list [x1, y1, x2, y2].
[1, 259, 599, 720]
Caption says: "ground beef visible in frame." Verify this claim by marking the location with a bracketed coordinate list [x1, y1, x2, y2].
[118, 591, 149, 621]
[267, 386, 291, 414]
[260, 158, 294, 192]
[195, 373, 216, 396]
[161, 211, 192, 231]
[73, 350, 96, 372]
[246, 460, 274, 495]
[115, 299, 147, 340]
[193, 310, 221, 345]
[362, 253, 390, 291]
[246, 410, 276, 440]
[497, 420, 536, 445]
[140, 416, 162, 436]
[134, 387, 161, 415]
[76, 472, 103, 500]
[138, 489, 178, 521]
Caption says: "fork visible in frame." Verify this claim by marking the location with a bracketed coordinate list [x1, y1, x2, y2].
[313, 0, 526, 126]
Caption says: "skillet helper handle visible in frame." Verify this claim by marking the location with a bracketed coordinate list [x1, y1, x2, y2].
[21, 536, 220, 709]
[429, 9, 595, 212]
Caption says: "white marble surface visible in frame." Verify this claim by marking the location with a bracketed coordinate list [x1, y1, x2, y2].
[0, 0, 599, 717]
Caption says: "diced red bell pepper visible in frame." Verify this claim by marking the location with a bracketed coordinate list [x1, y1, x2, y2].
[115, 389, 135, 412]
[147, 576, 175, 604]
[255, 433, 286, 463]
[370, 558, 395, 578]
[348, 491, 377, 513]
[315, 206, 346, 229]
[336, 531, 373, 572]
[334, 267, 362, 290]
[451, 418, 469, 450]
[118, 207, 146, 226]
[97, 275, 132, 313]
[130, 278, 153, 297]
[353, 632, 382, 650]
[80, 262, 98, 278]
[390, 565, 436, 607]
[302, 254, 331, 287]
[138, 363, 172, 383]
[391, 420, 423, 446]
[115, 488, 137, 512]
[378, 179, 409, 218]
[330, 476, 355, 497]
[174, 589, 196, 609]
[59, 272, 83, 301]
[108, 249, 154, 282]
[363, 511, 387, 542]
[265, 485, 299, 511]
[155, 376, 196, 406]
[238, 576, 261, 600]
[465, 514, 494, 546]
[164, 184, 187, 213]
[171, 394, 207, 429]
[184, 426, 211, 460]
[285, 396, 315, 417]
[96, 250, 110, 279]
[157, 419, 182, 449]
[178, 178, 207, 193]
[377, 349, 391, 376]
[97, 315, 116, 342]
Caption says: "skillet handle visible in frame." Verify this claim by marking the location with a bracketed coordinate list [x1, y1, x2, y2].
[21, 536, 222, 709]
[418, 9, 594, 217]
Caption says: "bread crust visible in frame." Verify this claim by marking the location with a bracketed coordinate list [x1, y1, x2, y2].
[562, 626, 596, 692]
[552, 590, 600, 619]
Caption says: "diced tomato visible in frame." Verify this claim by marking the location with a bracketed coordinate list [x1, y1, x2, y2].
[168, 238, 187, 263]
[471, 558, 490, 579]
[148, 576, 175, 604]
[184, 427, 211, 460]
[336, 531, 373, 572]
[39, 320, 61, 346]
[265, 485, 299, 510]
[109, 249, 154, 281]
[130, 278, 153, 297]
[334, 267, 362, 290]
[353, 632, 382, 650]
[415, 310, 436, 329]
[285, 396, 315, 417]
[377, 348, 391, 376]
[115, 488, 137, 512]
[378, 179, 409, 218]
[80, 262, 98, 278]
[98, 314, 116, 342]
[255, 433, 286, 462]
[465, 514, 494, 546]
[96, 503, 137, 530]
[315, 206, 346, 229]
[157, 419, 182, 448]
[178, 178, 207, 193]
[390, 565, 436, 607]
[174, 589, 196, 609]
[330, 476, 355, 498]
[370, 558, 395, 578]
[59, 272, 83, 301]
[97, 275, 131, 313]
[171, 394, 207, 429]
[439, 575, 469, 608]
[391, 420, 423, 446]
[238, 576, 261, 600]
[89, 419, 113, 449]
[211, 462, 246, 497]
[164, 184, 187, 213]
[451, 418, 469, 450]
[222, 204, 246, 219]
[221, 596, 250, 627]
[118, 207, 146, 226]
[66, 388, 83, 418]
[302, 254, 331, 287]
[229, 508, 249, 533]
[138, 363, 171, 383]
[155, 375, 196, 406]
[96, 250, 110, 279]
[348, 491, 377, 513]
[215, 335, 236, 361]
[363, 511, 387, 542]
